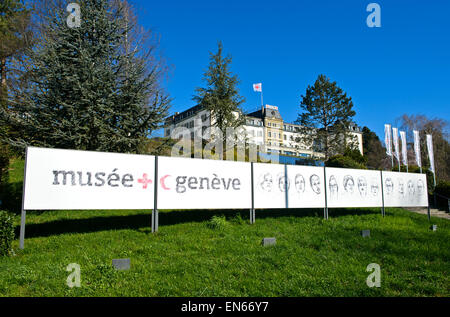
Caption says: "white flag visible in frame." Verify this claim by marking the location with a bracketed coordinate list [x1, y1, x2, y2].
[413, 130, 421, 168]
[392, 127, 400, 163]
[253, 83, 262, 92]
[384, 124, 392, 156]
[427, 134, 435, 174]
[400, 131, 408, 166]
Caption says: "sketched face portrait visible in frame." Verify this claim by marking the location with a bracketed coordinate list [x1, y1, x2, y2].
[259, 173, 273, 192]
[357, 177, 367, 197]
[398, 178, 405, 195]
[385, 178, 394, 195]
[407, 180, 415, 195]
[417, 179, 425, 195]
[310, 174, 321, 195]
[343, 175, 355, 194]
[329, 175, 338, 197]
[277, 173, 290, 192]
[370, 178, 379, 196]
[294, 174, 305, 193]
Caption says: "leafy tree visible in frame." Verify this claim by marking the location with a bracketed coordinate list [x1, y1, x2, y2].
[193, 41, 246, 153]
[295, 74, 356, 160]
[0, 0, 32, 108]
[361, 126, 385, 169]
[0, 0, 33, 175]
[0, 0, 170, 153]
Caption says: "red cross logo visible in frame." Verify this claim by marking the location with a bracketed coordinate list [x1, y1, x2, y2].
[138, 173, 152, 189]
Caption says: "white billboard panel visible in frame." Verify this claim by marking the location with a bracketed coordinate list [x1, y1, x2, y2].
[24, 147, 155, 210]
[382, 171, 428, 207]
[253, 162, 286, 209]
[287, 165, 325, 208]
[325, 167, 383, 208]
[157, 156, 252, 209]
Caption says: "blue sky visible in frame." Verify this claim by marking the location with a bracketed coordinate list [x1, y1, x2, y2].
[131, 0, 449, 139]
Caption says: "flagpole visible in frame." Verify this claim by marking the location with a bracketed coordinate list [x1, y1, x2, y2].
[261, 90, 264, 107]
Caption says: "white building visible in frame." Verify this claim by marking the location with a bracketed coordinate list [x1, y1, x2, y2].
[164, 104, 363, 159]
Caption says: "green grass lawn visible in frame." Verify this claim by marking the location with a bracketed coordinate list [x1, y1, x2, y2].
[0, 158, 449, 297]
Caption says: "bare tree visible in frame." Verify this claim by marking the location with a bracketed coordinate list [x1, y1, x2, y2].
[397, 114, 450, 181]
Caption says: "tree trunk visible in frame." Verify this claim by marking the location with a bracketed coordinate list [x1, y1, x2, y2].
[0, 58, 6, 87]
[0, 58, 7, 108]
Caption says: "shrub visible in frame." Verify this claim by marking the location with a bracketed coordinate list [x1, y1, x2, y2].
[0, 143, 9, 185]
[434, 180, 450, 198]
[207, 215, 229, 231]
[326, 155, 367, 170]
[0, 210, 15, 256]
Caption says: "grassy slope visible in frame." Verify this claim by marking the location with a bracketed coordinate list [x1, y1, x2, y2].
[0, 158, 448, 297]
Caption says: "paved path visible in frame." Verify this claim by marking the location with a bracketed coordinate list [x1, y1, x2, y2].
[405, 208, 450, 220]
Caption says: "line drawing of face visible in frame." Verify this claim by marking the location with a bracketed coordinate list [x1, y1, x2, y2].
[385, 178, 394, 195]
[294, 174, 305, 193]
[398, 178, 405, 195]
[417, 179, 424, 195]
[370, 178, 379, 196]
[310, 174, 321, 195]
[277, 173, 290, 192]
[343, 175, 355, 194]
[329, 175, 338, 197]
[357, 176, 367, 197]
[407, 180, 415, 195]
[259, 173, 273, 192]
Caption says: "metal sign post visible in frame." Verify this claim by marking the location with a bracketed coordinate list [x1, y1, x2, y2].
[250, 162, 255, 224]
[284, 164, 289, 209]
[380, 170, 385, 217]
[19, 147, 28, 249]
[152, 156, 159, 233]
[323, 166, 329, 220]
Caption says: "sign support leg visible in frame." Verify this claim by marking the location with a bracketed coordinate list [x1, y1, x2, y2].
[152, 209, 159, 233]
[153, 156, 159, 233]
[19, 147, 28, 249]
[19, 207, 26, 250]
[323, 166, 329, 220]
[250, 162, 255, 224]
[380, 170, 385, 217]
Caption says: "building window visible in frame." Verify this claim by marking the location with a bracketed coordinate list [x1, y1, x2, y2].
[268, 132, 271, 137]
[284, 135, 286, 140]
[257, 131, 262, 137]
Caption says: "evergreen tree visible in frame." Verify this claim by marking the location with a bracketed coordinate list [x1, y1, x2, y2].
[295, 74, 356, 161]
[0, 0, 169, 153]
[194, 41, 245, 136]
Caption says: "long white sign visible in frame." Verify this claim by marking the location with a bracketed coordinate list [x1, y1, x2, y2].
[23, 147, 429, 211]
[381, 171, 428, 207]
[156, 156, 252, 209]
[24, 147, 155, 210]
[326, 168, 383, 208]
